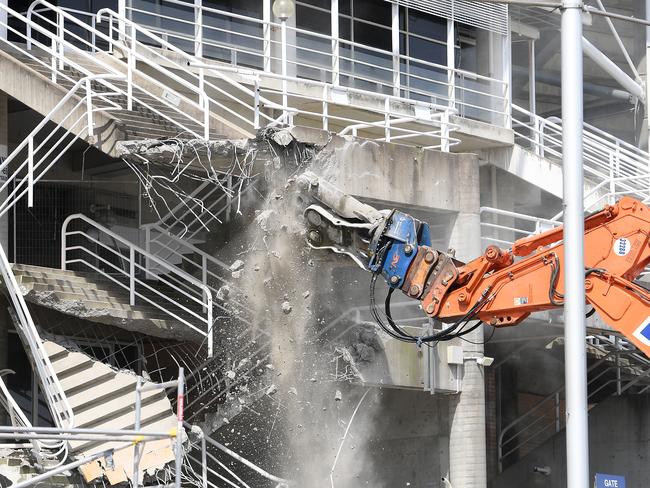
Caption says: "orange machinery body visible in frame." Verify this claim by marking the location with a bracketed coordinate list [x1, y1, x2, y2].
[399, 197, 650, 357]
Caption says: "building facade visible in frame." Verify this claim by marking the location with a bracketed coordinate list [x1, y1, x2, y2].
[0, 1, 648, 487]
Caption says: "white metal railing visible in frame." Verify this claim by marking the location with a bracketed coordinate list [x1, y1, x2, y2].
[0, 243, 73, 466]
[120, 0, 508, 127]
[0, 371, 47, 463]
[61, 214, 215, 357]
[479, 206, 561, 247]
[185, 423, 289, 488]
[497, 335, 650, 472]
[512, 104, 650, 213]
[190, 61, 462, 150]
[0, 74, 123, 219]
[21, 0, 211, 139]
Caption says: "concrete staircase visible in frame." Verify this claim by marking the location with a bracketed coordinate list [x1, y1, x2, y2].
[42, 339, 178, 484]
[12, 264, 206, 343]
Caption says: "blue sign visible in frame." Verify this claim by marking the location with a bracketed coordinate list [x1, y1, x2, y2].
[595, 473, 626, 488]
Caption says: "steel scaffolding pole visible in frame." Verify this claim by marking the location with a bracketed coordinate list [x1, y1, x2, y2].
[561, 2, 589, 488]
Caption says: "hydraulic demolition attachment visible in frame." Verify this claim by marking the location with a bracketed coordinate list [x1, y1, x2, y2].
[291, 172, 650, 357]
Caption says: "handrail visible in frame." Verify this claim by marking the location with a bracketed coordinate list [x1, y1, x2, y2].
[0, 242, 73, 466]
[95, 7, 279, 132]
[0, 74, 123, 218]
[185, 423, 289, 488]
[61, 214, 214, 357]
[24, 0, 210, 139]
[123, 0, 508, 125]
[497, 336, 650, 471]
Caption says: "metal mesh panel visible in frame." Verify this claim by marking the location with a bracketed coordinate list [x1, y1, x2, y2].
[12, 181, 139, 268]
[386, 0, 509, 35]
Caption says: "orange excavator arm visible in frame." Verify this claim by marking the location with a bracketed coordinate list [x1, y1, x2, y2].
[293, 172, 650, 357]
[408, 197, 650, 356]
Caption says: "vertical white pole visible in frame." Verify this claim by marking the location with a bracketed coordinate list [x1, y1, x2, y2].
[331, 0, 339, 86]
[561, 3, 589, 488]
[118, 0, 126, 41]
[391, 3, 400, 97]
[646, 0, 650, 151]
[529, 39, 540, 154]
[129, 246, 135, 305]
[175, 368, 185, 488]
[263, 0, 271, 72]
[194, 0, 203, 58]
[281, 19, 288, 122]
[442, 12, 455, 153]
[85, 78, 94, 138]
[27, 138, 33, 208]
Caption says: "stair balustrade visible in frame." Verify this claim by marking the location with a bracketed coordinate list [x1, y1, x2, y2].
[61, 214, 215, 357]
[0, 242, 73, 466]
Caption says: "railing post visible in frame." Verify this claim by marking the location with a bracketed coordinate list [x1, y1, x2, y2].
[280, 18, 288, 124]
[50, 35, 57, 83]
[133, 378, 142, 488]
[85, 79, 94, 138]
[533, 115, 542, 157]
[61, 227, 67, 270]
[384, 98, 390, 142]
[57, 12, 64, 71]
[91, 17, 97, 52]
[194, 0, 203, 58]
[331, 0, 339, 86]
[615, 336, 622, 396]
[254, 78, 260, 130]
[27, 138, 34, 208]
[608, 152, 615, 204]
[322, 93, 328, 132]
[441, 111, 450, 153]
[391, 3, 400, 97]
[554, 392, 561, 432]
[127, 24, 135, 111]
[175, 368, 185, 488]
[129, 246, 135, 306]
[263, 0, 271, 72]
[118, 0, 126, 41]
[201, 255, 207, 313]
[201, 430, 207, 488]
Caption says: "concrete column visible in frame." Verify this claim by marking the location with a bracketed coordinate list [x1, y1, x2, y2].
[447, 155, 487, 488]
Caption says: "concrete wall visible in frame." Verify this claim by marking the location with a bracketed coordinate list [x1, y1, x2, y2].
[492, 394, 650, 488]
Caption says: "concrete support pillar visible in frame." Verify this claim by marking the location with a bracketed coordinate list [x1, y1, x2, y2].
[447, 157, 486, 488]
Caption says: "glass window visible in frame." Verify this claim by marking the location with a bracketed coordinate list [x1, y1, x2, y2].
[297, 3, 330, 35]
[353, 21, 390, 51]
[352, 0, 391, 26]
[409, 36, 445, 65]
[407, 8, 446, 41]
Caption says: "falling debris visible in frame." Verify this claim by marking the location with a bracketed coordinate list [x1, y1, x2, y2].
[266, 384, 278, 396]
[226, 371, 236, 380]
[230, 260, 245, 272]
[281, 301, 293, 314]
[302, 291, 311, 299]
[216, 286, 230, 301]
[334, 390, 342, 402]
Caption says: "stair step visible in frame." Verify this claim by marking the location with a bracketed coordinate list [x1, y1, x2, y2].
[70, 416, 178, 457]
[50, 351, 95, 379]
[69, 403, 175, 453]
[73, 390, 166, 429]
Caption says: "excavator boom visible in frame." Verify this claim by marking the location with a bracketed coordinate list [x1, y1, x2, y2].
[291, 172, 650, 357]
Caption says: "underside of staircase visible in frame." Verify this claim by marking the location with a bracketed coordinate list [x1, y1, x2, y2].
[11, 264, 205, 343]
[43, 340, 178, 484]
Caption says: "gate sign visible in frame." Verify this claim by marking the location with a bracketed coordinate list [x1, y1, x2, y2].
[595, 473, 625, 488]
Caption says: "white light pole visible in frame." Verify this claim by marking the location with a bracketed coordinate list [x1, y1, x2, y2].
[273, 0, 295, 124]
[560, 2, 589, 488]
